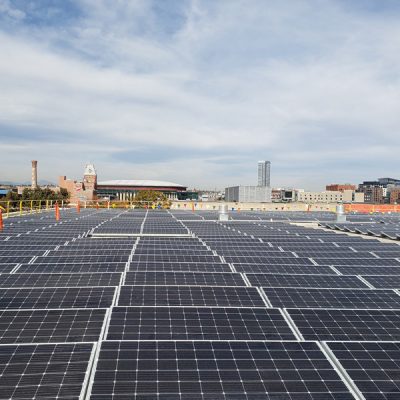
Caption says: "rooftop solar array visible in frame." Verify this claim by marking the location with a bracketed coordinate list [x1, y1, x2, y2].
[1, 208, 400, 398]
[321, 215, 400, 240]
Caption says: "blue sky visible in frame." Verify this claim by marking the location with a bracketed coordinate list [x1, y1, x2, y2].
[0, 0, 399, 190]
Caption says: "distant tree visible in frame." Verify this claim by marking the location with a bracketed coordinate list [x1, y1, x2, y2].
[5, 187, 70, 204]
[133, 190, 171, 209]
[3, 191, 20, 209]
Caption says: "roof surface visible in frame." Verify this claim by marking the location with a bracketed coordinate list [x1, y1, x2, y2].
[97, 179, 186, 188]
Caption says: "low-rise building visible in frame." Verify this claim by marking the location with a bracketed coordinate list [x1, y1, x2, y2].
[225, 186, 271, 202]
[272, 188, 299, 202]
[297, 190, 364, 203]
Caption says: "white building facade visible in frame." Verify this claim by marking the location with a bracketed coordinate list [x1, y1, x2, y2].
[225, 186, 272, 202]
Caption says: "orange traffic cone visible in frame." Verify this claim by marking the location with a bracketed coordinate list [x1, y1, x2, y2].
[77, 202, 81, 213]
[0, 209, 3, 231]
[55, 203, 60, 221]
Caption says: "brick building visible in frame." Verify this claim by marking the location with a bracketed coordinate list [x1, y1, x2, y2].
[59, 164, 97, 203]
[361, 186, 384, 204]
[326, 184, 356, 192]
[389, 188, 400, 204]
[358, 178, 400, 204]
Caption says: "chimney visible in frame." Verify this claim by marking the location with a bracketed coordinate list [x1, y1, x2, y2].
[31, 160, 38, 189]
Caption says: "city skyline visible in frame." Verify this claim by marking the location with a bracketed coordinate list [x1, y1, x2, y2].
[1, 1, 400, 189]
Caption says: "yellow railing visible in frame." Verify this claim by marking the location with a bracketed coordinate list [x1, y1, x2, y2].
[0, 199, 64, 217]
[76, 200, 169, 209]
[0, 199, 172, 216]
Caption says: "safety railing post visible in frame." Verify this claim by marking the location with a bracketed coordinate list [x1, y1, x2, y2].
[19, 201, 23, 216]
[6, 201, 10, 217]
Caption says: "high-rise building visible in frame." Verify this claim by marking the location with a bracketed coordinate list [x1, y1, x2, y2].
[258, 161, 271, 187]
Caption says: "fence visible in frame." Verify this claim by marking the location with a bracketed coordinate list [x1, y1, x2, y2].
[2, 199, 400, 217]
[0, 199, 171, 217]
[0, 199, 63, 217]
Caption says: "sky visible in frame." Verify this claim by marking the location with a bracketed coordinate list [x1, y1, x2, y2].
[0, 0, 399, 190]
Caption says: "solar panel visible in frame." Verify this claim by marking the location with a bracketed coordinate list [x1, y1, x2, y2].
[118, 285, 266, 307]
[124, 272, 245, 286]
[0, 308, 106, 343]
[372, 251, 400, 258]
[313, 258, 400, 266]
[0, 264, 17, 273]
[327, 341, 400, 400]
[336, 266, 400, 276]
[106, 307, 296, 341]
[131, 254, 222, 263]
[0, 272, 121, 288]
[0, 343, 93, 399]
[0, 256, 34, 264]
[293, 250, 377, 259]
[89, 341, 355, 399]
[362, 275, 400, 289]
[224, 256, 314, 265]
[287, 308, 400, 341]
[134, 248, 211, 255]
[128, 262, 232, 273]
[263, 287, 400, 309]
[16, 262, 126, 274]
[2, 208, 400, 398]
[0, 250, 47, 257]
[0, 287, 115, 309]
[234, 264, 335, 275]
[246, 274, 368, 289]
[34, 255, 130, 263]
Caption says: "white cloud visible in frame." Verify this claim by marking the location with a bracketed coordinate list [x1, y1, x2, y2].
[0, 0, 400, 189]
[0, 0, 25, 20]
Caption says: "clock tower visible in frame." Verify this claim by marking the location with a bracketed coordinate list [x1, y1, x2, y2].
[83, 163, 97, 191]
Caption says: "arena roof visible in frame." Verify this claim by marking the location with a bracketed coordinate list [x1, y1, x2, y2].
[97, 179, 186, 188]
